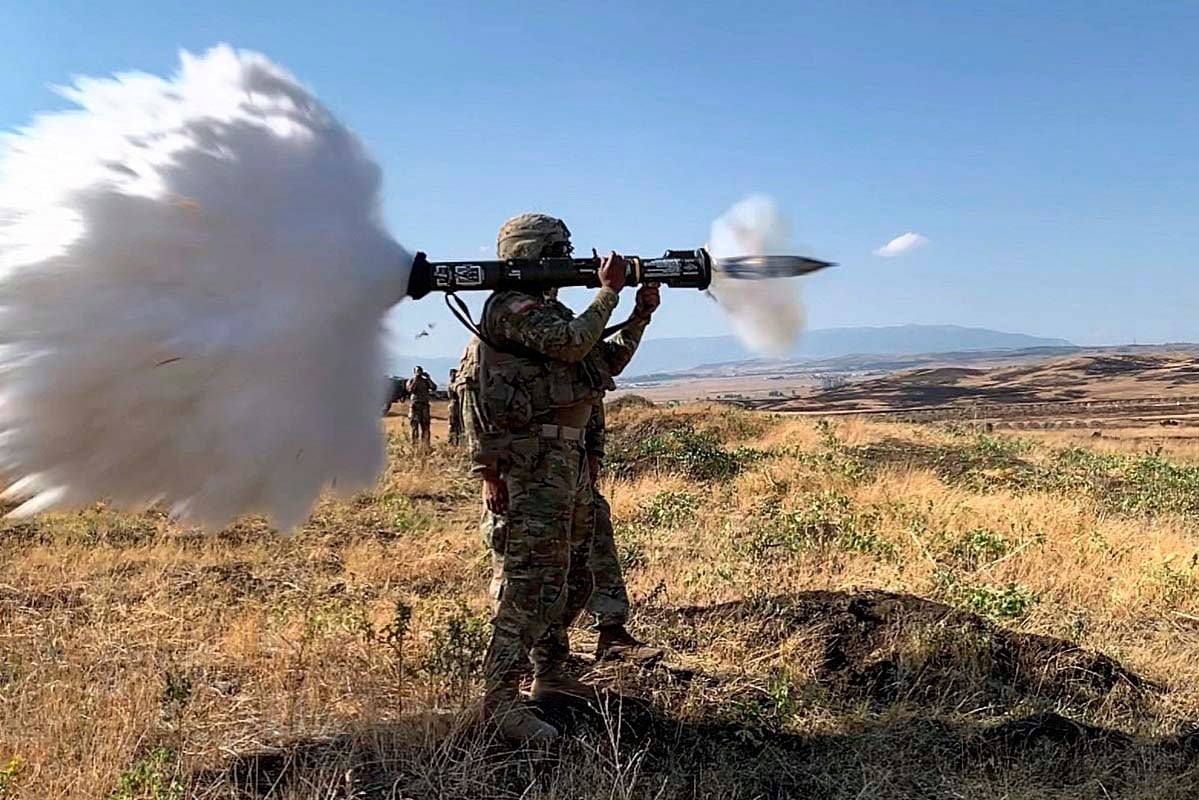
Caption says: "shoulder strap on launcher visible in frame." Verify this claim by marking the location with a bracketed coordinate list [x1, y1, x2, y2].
[444, 292, 496, 349]
[444, 292, 542, 361]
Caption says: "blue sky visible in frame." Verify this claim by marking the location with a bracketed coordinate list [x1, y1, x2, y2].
[3, 1, 1197, 360]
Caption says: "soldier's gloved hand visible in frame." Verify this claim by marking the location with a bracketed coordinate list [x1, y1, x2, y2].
[482, 470, 509, 514]
[599, 251, 627, 294]
[634, 282, 660, 318]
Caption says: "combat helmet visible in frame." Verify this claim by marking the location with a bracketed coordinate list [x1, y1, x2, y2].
[496, 213, 572, 259]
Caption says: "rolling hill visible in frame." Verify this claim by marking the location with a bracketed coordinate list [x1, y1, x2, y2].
[625, 325, 1072, 377]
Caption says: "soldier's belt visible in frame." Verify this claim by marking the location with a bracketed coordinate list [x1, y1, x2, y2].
[538, 424, 584, 443]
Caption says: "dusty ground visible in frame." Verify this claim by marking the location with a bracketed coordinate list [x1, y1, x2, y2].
[623, 351, 1199, 421]
[2, 401, 1199, 798]
[614, 373, 823, 404]
[704, 353, 1199, 440]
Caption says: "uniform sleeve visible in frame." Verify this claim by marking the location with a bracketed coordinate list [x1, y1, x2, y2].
[488, 289, 619, 363]
[597, 314, 650, 377]
[584, 401, 606, 459]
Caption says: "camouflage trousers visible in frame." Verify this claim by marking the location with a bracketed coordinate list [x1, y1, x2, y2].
[481, 435, 593, 685]
[582, 489, 630, 627]
[459, 391, 480, 455]
[446, 396, 463, 445]
[408, 402, 431, 447]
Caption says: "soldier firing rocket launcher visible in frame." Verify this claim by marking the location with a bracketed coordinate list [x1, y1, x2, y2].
[405, 248, 835, 299]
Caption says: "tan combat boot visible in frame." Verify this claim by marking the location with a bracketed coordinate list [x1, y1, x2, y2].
[530, 667, 599, 703]
[595, 625, 664, 664]
[483, 682, 559, 744]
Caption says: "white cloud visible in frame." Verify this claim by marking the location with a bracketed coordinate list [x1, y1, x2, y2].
[873, 232, 929, 258]
[477, 245, 489, 253]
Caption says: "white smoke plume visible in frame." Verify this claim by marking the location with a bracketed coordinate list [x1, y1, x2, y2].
[707, 195, 804, 355]
[0, 46, 411, 532]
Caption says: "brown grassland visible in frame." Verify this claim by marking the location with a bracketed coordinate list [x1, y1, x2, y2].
[2, 400, 1199, 798]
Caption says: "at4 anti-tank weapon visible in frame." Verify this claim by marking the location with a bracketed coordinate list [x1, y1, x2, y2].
[404, 248, 833, 300]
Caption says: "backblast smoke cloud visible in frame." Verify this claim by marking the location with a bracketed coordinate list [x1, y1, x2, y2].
[0, 46, 411, 531]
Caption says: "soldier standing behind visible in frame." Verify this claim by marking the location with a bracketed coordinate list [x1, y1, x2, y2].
[406, 366, 436, 449]
[541, 288, 664, 664]
[581, 401, 665, 663]
[456, 341, 482, 453]
[446, 368, 464, 446]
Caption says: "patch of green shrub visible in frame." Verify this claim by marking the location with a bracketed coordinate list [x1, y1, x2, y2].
[110, 747, 182, 800]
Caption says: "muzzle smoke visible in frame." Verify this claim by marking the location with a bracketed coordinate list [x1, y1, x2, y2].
[708, 196, 804, 355]
[0, 46, 410, 532]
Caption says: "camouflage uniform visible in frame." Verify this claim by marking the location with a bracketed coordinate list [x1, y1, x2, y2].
[473, 215, 651, 695]
[456, 339, 482, 454]
[447, 369, 464, 446]
[580, 401, 630, 627]
[406, 371, 436, 447]
[476, 290, 610, 686]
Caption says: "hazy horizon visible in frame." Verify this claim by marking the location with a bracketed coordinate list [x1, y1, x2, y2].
[394, 320, 1168, 362]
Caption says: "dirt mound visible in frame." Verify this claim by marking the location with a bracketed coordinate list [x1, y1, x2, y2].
[660, 591, 1155, 712]
[607, 394, 656, 413]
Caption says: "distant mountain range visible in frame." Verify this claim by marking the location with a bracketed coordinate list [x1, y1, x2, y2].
[387, 325, 1074, 383]
[624, 325, 1073, 377]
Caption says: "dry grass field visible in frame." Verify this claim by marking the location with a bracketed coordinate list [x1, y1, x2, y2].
[3, 400, 1199, 798]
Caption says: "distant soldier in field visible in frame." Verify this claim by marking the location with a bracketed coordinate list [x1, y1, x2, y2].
[447, 368, 464, 446]
[406, 365, 436, 449]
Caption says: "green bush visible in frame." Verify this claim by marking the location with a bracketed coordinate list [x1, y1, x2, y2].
[935, 572, 1038, 621]
[1114, 454, 1199, 516]
[110, 747, 182, 800]
[641, 490, 699, 528]
[1144, 554, 1198, 604]
[963, 583, 1038, 620]
[747, 490, 895, 562]
[609, 421, 759, 480]
[614, 523, 649, 572]
[731, 669, 803, 733]
[949, 528, 1010, 570]
[422, 603, 489, 695]
[0, 757, 25, 796]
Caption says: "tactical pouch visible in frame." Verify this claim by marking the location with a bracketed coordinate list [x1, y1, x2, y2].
[481, 362, 534, 431]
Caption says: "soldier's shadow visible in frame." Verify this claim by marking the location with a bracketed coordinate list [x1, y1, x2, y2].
[196, 682, 1197, 800]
